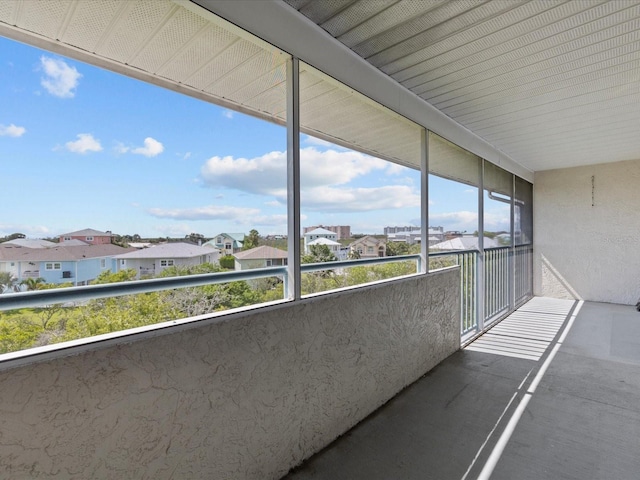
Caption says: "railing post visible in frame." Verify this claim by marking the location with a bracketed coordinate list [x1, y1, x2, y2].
[477, 162, 485, 333]
[286, 57, 301, 301]
[420, 129, 428, 274]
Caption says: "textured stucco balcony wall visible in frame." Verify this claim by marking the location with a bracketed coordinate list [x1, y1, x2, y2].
[534, 158, 640, 304]
[0, 268, 460, 479]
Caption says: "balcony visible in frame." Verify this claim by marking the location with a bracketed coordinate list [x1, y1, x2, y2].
[1, 1, 640, 479]
[283, 298, 640, 480]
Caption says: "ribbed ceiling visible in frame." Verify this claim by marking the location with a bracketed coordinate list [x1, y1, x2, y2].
[284, 0, 640, 171]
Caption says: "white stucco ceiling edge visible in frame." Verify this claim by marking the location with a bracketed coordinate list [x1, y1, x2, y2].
[194, 0, 534, 183]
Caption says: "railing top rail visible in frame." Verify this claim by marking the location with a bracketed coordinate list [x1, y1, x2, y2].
[428, 249, 479, 257]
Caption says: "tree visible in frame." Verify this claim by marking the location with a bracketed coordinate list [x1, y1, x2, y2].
[386, 241, 420, 256]
[185, 232, 205, 244]
[21, 277, 46, 291]
[0, 232, 25, 243]
[92, 269, 137, 284]
[243, 229, 260, 250]
[301, 244, 338, 264]
[219, 255, 235, 270]
[0, 272, 19, 293]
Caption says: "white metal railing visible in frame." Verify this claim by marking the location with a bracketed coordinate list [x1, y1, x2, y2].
[429, 250, 477, 335]
[514, 244, 533, 306]
[430, 244, 534, 338]
[484, 246, 510, 325]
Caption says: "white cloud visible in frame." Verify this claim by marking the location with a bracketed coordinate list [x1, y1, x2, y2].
[132, 137, 164, 157]
[429, 211, 479, 232]
[65, 133, 102, 154]
[0, 124, 26, 137]
[222, 110, 234, 119]
[250, 214, 288, 227]
[200, 147, 387, 196]
[302, 185, 420, 212]
[114, 142, 129, 154]
[147, 205, 260, 221]
[153, 224, 194, 237]
[197, 147, 421, 214]
[40, 56, 81, 98]
[483, 209, 511, 231]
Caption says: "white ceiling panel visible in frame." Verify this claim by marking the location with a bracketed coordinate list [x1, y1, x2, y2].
[284, 0, 640, 171]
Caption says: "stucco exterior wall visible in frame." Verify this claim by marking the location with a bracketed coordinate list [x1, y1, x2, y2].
[534, 159, 640, 304]
[0, 268, 460, 479]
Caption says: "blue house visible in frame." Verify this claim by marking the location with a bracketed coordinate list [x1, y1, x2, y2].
[0, 243, 134, 286]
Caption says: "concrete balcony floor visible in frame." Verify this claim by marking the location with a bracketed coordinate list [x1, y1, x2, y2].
[283, 298, 640, 480]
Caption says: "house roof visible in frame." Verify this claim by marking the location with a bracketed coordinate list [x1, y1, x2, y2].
[349, 236, 385, 248]
[305, 228, 336, 236]
[214, 233, 245, 242]
[114, 243, 216, 260]
[308, 238, 341, 247]
[59, 239, 90, 246]
[2, 239, 56, 248]
[430, 237, 500, 251]
[59, 228, 112, 237]
[234, 245, 287, 261]
[0, 244, 134, 262]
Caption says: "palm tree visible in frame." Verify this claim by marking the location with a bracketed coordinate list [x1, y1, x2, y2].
[22, 277, 46, 291]
[0, 272, 19, 293]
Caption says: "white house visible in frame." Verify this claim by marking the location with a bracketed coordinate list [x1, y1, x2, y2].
[114, 243, 220, 278]
[303, 227, 338, 254]
[348, 236, 386, 258]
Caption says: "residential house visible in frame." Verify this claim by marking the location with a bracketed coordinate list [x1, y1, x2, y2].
[303, 227, 338, 254]
[233, 245, 288, 271]
[303, 225, 351, 240]
[429, 236, 500, 251]
[0, 243, 134, 285]
[385, 226, 445, 246]
[3, 238, 56, 248]
[204, 233, 245, 255]
[114, 242, 220, 279]
[306, 237, 344, 259]
[348, 236, 386, 258]
[59, 228, 112, 245]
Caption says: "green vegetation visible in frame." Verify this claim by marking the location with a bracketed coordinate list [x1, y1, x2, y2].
[0, 243, 421, 355]
[219, 255, 235, 269]
[242, 229, 260, 250]
[301, 260, 416, 295]
[0, 263, 283, 355]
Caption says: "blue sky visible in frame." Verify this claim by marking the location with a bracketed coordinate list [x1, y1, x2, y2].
[0, 35, 509, 239]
